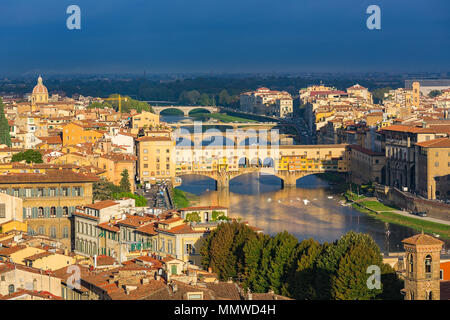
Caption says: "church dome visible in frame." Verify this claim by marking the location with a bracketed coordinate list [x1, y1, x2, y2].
[32, 76, 48, 95]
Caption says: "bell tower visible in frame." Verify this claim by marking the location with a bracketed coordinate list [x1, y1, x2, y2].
[412, 81, 420, 107]
[402, 232, 443, 300]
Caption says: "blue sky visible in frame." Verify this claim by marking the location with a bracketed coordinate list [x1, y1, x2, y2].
[0, 0, 449, 75]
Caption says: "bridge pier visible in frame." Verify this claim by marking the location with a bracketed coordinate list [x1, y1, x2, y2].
[215, 174, 230, 190]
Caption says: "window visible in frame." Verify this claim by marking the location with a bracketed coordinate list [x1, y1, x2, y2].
[50, 207, 56, 217]
[187, 292, 203, 300]
[38, 226, 45, 235]
[74, 187, 81, 196]
[425, 255, 432, 277]
[440, 269, 444, 280]
[62, 226, 69, 238]
[49, 188, 56, 197]
[8, 285, 15, 295]
[63, 207, 69, 216]
[61, 187, 68, 196]
[26, 207, 32, 218]
[37, 188, 44, 197]
[50, 226, 57, 238]
[38, 207, 44, 218]
[409, 254, 414, 274]
[25, 188, 32, 197]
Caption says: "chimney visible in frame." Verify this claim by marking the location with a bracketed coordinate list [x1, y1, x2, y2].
[171, 283, 178, 293]
[93, 255, 97, 269]
[208, 267, 212, 273]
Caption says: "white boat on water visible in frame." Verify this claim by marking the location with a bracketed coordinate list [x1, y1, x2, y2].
[303, 199, 310, 205]
[267, 198, 272, 202]
[327, 196, 333, 199]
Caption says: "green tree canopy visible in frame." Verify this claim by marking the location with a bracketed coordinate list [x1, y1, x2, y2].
[11, 149, 43, 164]
[428, 90, 442, 98]
[0, 97, 11, 147]
[119, 169, 131, 192]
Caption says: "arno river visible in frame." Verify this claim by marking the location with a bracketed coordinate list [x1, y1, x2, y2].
[163, 115, 450, 253]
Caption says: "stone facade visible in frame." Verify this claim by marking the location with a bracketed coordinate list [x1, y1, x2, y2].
[402, 233, 444, 300]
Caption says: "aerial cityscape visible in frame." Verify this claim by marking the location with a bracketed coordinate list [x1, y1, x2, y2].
[0, 0, 449, 308]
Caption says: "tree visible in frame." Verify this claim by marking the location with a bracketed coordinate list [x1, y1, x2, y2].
[119, 169, 131, 192]
[179, 90, 200, 105]
[11, 149, 43, 164]
[0, 97, 11, 147]
[331, 241, 383, 300]
[428, 90, 442, 98]
[199, 93, 212, 106]
[284, 238, 323, 299]
[218, 89, 232, 106]
[371, 87, 392, 104]
[93, 178, 122, 201]
[200, 221, 257, 281]
[111, 192, 147, 207]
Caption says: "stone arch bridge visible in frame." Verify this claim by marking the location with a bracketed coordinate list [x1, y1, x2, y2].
[152, 105, 220, 116]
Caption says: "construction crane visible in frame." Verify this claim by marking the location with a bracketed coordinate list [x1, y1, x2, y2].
[101, 94, 128, 113]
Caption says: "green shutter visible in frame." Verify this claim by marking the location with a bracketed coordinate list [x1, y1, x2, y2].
[23, 208, 26, 219]
[80, 187, 84, 196]
[32, 188, 36, 197]
[44, 207, 49, 218]
[32, 207, 37, 218]
[56, 207, 62, 217]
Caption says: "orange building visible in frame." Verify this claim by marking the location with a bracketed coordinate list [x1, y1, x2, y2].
[98, 153, 137, 192]
[62, 122, 104, 146]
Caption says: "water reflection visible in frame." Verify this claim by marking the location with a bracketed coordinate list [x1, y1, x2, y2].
[177, 173, 450, 253]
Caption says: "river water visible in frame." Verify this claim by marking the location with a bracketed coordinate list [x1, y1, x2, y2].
[162, 114, 450, 252]
[177, 173, 450, 253]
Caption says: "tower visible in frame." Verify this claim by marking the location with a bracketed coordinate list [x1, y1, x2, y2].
[412, 81, 420, 107]
[402, 232, 443, 300]
[31, 75, 49, 107]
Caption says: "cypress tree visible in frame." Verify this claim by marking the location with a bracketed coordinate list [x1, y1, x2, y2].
[0, 97, 11, 147]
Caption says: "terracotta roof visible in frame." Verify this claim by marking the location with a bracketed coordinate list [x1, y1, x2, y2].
[157, 224, 204, 235]
[24, 251, 53, 261]
[136, 136, 172, 142]
[136, 223, 158, 236]
[97, 222, 120, 232]
[0, 171, 99, 184]
[415, 137, 450, 148]
[180, 206, 228, 211]
[349, 144, 385, 156]
[85, 200, 119, 210]
[0, 245, 26, 257]
[72, 211, 99, 221]
[402, 233, 444, 246]
[117, 215, 154, 228]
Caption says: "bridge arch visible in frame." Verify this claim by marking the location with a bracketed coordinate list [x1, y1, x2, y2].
[188, 108, 213, 116]
[262, 157, 275, 168]
[238, 157, 250, 168]
[159, 108, 184, 116]
[250, 158, 262, 167]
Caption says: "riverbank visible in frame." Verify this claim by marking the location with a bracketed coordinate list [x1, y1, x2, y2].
[349, 197, 450, 239]
[172, 188, 200, 208]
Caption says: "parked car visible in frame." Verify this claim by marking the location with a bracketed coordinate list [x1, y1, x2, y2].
[416, 211, 427, 217]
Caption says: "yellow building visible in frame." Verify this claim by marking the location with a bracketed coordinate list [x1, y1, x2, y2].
[0, 171, 98, 249]
[0, 245, 45, 265]
[136, 136, 175, 184]
[23, 252, 75, 271]
[415, 137, 450, 200]
[131, 111, 160, 134]
[62, 122, 104, 146]
[97, 153, 137, 192]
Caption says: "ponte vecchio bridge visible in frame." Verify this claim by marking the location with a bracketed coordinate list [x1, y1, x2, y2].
[174, 142, 349, 189]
